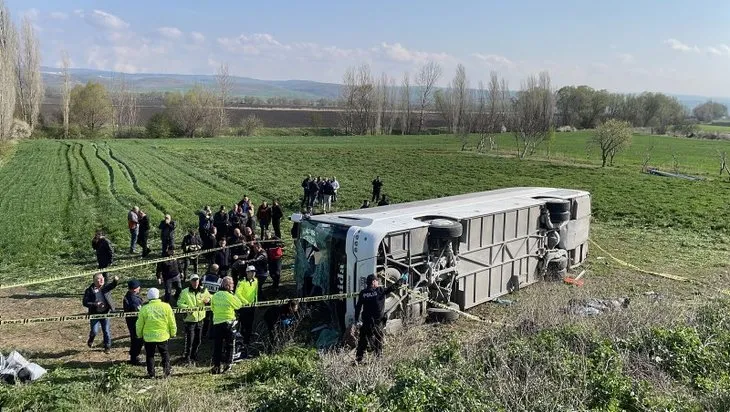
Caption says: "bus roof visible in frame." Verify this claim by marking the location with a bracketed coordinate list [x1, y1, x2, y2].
[306, 187, 589, 230]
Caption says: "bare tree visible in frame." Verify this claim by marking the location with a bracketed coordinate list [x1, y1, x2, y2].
[415, 61, 442, 133]
[718, 150, 730, 177]
[14, 16, 42, 131]
[354, 64, 375, 135]
[165, 84, 218, 138]
[60, 51, 71, 139]
[111, 73, 138, 137]
[511, 72, 555, 159]
[0, 0, 17, 140]
[399, 72, 411, 134]
[339, 67, 357, 135]
[216, 63, 231, 132]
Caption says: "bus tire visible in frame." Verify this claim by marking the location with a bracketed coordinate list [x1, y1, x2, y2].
[428, 219, 463, 239]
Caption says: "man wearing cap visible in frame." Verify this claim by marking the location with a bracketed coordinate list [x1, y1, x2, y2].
[136, 288, 177, 379]
[235, 266, 258, 356]
[353, 273, 408, 364]
[177, 274, 211, 365]
[123, 279, 144, 365]
[210, 276, 243, 374]
[82, 273, 119, 353]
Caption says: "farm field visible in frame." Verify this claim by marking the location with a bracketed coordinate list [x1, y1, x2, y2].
[698, 123, 730, 134]
[2, 132, 730, 410]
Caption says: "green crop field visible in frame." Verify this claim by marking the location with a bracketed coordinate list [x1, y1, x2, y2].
[699, 124, 730, 133]
[2, 133, 730, 410]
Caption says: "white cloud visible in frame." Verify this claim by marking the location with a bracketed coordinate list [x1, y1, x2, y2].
[617, 53, 634, 64]
[217, 33, 290, 56]
[665, 38, 699, 52]
[378, 42, 450, 64]
[49, 11, 68, 20]
[157, 26, 183, 40]
[82, 10, 129, 31]
[471, 53, 514, 67]
[22, 8, 40, 21]
[191, 31, 205, 45]
[706, 46, 722, 56]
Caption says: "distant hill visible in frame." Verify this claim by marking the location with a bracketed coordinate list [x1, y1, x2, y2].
[40, 67, 342, 100]
[41, 67, 730, 108]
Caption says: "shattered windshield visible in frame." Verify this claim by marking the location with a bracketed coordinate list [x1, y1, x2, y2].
[295, 220, 348, 298]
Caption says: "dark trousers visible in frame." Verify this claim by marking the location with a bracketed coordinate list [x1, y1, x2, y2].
[125, 318, 143, 361]
[301, 190, 309, 209]
[183, 321, 203, 361]
[268, 260, 282, 288]
[308, 192, 318, 208]
[139, 232, 150, 256]
[202, 312, 214, 339]
[144, 341, 170, 377]
[238, 308, 256, 345]
[182, 256, 198, 277]
[356, 321, 384, 362]
[272, 219, 282, 239]
[259, 220, 270, 239]
[372, 190, 381, 202]
[163, 276, 182, 304]
[97, 263, 111, 279]
[212, 322, 235, 368]
[161, 238, 173, 254]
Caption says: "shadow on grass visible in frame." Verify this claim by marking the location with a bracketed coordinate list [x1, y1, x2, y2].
[5, 292, 82, 299]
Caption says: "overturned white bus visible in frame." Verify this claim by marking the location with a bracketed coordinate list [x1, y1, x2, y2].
[292, 187, 590, 331]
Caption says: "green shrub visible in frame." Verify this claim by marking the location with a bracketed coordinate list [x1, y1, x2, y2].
[146, 113, 174, 139]
[254, 378, 333, 412]
[237, 114, 264, 137]
[242, 346, 318, 384]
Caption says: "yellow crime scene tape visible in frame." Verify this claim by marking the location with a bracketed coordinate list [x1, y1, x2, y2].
[0, 292, 360, 326]
[0, 239, 282, 291]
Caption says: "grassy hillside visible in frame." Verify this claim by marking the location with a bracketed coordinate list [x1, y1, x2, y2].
[1, 133, 730, 410]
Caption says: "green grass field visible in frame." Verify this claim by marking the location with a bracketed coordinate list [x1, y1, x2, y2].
[698, 124, 730, 133]
[2, 132, 730, 410]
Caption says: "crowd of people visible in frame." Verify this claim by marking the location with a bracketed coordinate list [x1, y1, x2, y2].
[83, 177, 396, 377]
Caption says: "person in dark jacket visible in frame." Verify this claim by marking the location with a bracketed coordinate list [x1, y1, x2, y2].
[213, 206, 230, 241]
[123, 279, 144, 365]
[159, 214, 176, 254]
[198, 206, 213, 240]
[322, 179, 335, 212]
[91, 231, 114, 278]
[156, 248, 182, 304]
[246, 243, 269, 293]
[256, 202, 272, 240]
[307, 178, 319, 209]
[138, 210, 151, 257]
[228, 228, 248, 261]
[82, 273, 119, 352]
[377, 194, 390, 206]
[354, 273, 407, 363]
[202, 226, 218, 264]
[271, 200, 284, 239]
[371, 176, 383, 202]
[214, 238, 231, 277]
[181, 229, 203, 279]
[300, 175, 311, 209]
[228, 204, 243, 233]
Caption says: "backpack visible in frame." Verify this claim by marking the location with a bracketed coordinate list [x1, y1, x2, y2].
[267, 246, 283, 261]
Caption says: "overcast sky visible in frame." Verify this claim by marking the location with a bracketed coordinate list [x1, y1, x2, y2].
[7, 0, 730, 97]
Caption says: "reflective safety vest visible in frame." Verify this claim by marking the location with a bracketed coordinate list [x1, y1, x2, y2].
[211, 291, 243, 325]
[136, 299, 176, 343]
[177, 287, 211, 323]
[235, 278, 258, 305]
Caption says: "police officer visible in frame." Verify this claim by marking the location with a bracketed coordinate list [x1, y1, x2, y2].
[177, 274, 211, 366]
[235, 266, 258, 356]
[122, 279, 144, 365]
[353, 273, 407, 364]
[136, 288, 177, 379]
[210, 276, 243, 374]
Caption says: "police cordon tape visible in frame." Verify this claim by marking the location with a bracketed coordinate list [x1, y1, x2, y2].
[0, 292, 361, 326]
[0, 239, 283, 291]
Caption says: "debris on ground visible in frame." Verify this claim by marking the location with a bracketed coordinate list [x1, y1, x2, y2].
[646, 167, 702, 181]
[493, 298, 515, 306]
[565, 297, 630, 316]
[0, 351, 47, 384]
[564, 270, 586, 287]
